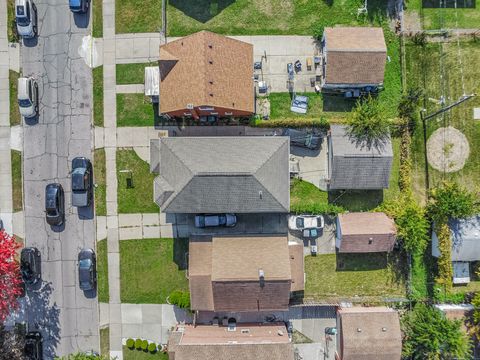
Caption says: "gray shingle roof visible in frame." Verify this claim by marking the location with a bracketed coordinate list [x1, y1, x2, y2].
[450, 215, 480, 261]
[328, 125, 393, 190]
[150, 137, 290, 213]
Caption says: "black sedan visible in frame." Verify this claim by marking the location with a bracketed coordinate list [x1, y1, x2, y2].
[24, 331, 42, 360]
[20, 247, 41, 285]
[71, 157, 93, 208]
[78, 248, 96, 291]
[45, 183, 65, 226]
[282, 128, 321, 150]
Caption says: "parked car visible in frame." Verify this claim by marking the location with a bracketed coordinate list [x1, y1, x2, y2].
[45, 183, 65, 226]
[15, 0, 37, 39]
[24, 331, 42, 360]
[282, 128, 321, 150]
[290, 95, 309, 114]
[71, 157, 93, 207]
[288, 214, 324, 231]
[78, 248, 96, 291]
[17, 77, 38, 119]
[194, 214, 237, 228]
[20, 247, 41, 285]
[69, 0, 89, 13]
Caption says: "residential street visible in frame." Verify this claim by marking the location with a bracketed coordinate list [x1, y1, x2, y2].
[21, 1, 98, 357]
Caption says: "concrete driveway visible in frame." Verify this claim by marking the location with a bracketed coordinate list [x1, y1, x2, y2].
[288, 215, 336, 256]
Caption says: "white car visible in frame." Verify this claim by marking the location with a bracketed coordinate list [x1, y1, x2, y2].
[15, 0, 37, 39]
[288, 214, 324, 231]
[17, 77, 38, 119]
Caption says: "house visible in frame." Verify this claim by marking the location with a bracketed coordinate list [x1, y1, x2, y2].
[158, 30, 254, 119]
[149, 137, 290, 214]
[336, 307, 402, 360]
[189, 235, 304, 312]
[168, 323, 294, 360]
[328, 125, 393, 190]
[321, 27, 387, 94]
[336, 212, 397, 253]
[432, 215, 480, 284]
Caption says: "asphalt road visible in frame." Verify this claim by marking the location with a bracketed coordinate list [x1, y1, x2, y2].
[21, 1, 98, 358]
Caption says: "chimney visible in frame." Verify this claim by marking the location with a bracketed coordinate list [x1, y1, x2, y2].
[259, 269, 265, 288]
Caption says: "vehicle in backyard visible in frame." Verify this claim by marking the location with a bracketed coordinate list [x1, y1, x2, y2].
[17, 77, 38, 119]
[45, 183, 65, 226]
[15, 0, 37, 39]
[194, 214, 237, 228]
[78, 248, 97, 291]
[282, 128, 321, 150]
[20, 247, 41, 285]
[288, 214, 324, 231]
[24, 331, 43, 360]
[69, 0, 90, 13]
[290, 95, 309, 114]
[71, 157, 93, 207]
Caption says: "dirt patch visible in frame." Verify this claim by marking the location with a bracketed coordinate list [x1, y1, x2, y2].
[403, 11, 422, 32]
[427, 126, 470, 173]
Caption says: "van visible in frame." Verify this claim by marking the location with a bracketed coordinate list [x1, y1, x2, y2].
[17, 77, 38, 119]
[15, 0, 38, 39]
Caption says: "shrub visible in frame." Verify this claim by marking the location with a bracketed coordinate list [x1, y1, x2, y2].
[254, 117, 330, 130]
[126, 338, 135, 349]
[135, 338, 142, 350]
[141, 340, 149, 351]
[312, 24, 325, 40]
[435, 221, 453, 289]
[427, 181, 477, 222]
[169, 290, 191, 309]
[148, 342, 157, 353]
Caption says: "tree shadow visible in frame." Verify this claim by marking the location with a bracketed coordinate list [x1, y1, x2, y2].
[173, 237, 189, 270]
[169, 0, 235, 23]
[336, 252, 388, 271]
[25, 282, 60, 359]
[322, 95, 356, 113]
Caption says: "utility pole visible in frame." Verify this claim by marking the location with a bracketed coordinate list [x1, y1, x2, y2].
[420, 93, 476, 192]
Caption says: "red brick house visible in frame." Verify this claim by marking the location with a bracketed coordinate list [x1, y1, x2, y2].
[159, 31, 254, 119]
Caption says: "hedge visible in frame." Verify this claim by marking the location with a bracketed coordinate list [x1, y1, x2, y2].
[169, 290, 191, 309]
[141, 340, 149, 351]
[135, 339, 142, 350]
[254, 117, 330, 130]
[126, 338, 135, 349]
[148, 342, 157, 353]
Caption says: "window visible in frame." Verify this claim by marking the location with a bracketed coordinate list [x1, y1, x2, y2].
[198, 106, 214, 111]
[26, 3, 30, 20]
[28, 81, 33, 101]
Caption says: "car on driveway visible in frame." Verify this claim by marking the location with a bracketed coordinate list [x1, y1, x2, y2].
[17, 77, 39, 119]
[20, 247, 41, 285]
[45, 183, 65, 226]
[15, 0, 37, 39]
[24, 331, 42, 360]
[282, 128, 321, 150]
[288, 214, 324, 231]
[78, 248, 96, 291]
[290, 95, 309, 114]
[71, 157, 93, 207]
[194, 214, 237, 228]
[69, 0, 89, 13]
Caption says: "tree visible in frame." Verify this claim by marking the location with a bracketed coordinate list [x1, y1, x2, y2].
[427, 181, 477, 222]
[396, 202, 429, 255]
[0, 230, 23, 323]
[402, 303, 471, 360]
[346, 96, 391, 148]
[0, 325, 25, 360]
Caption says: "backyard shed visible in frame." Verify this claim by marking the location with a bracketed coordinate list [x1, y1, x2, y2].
[336, 212, 397, 253]
[327, 125, 393, 190]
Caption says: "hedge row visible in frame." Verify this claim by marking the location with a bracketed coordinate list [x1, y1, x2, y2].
[290, 202, 344, 216]
[254, 117, 330, 130]
[126, 338, 162, 354]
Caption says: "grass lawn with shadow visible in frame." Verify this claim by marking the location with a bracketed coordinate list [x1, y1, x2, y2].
[94, 148, 106, 216]
[9, 70, 20, 126]
[123, 346, 169, 359]
[93, 0, 103, 37]
[305, 251, 407, 302]
[120, 238, 189, 304]
[117, 94, 158, 127]
[100, 327, 109, 356]
[116, 149, 158, 213]
[290, 178, 328, 210]
[7, 0, 18, 42]
[97, 239, 109, 303]
[116, 63, 157, 85]
[93, 66, 104, 127]
[11, 150, 22, 212]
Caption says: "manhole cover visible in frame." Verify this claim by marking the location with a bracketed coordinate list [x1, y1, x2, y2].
[426, 126, 470, 173]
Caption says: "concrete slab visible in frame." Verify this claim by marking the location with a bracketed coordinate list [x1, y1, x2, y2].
[118, 213, 142, 227]
[160, 224, 174, 238]
[143, 225, 160, 239]
[107, 215, 119, 229]
[133, 147, 149, 163]
[142, 213, 160, 226]
[97, 216, 107, 240]
[119, 227, 143, 240]
[141, 304, 163, 323]
[121, 304, 143, 324]
[122, 324, 142, 339]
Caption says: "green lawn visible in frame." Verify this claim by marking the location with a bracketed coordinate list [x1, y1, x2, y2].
[120, 238, 189, 303]
[11, 150, 22, 212]
[305, 252, 407, 302]
[97, 239, 109, 303]
[100, 327, 110, 356]
[92, 0, 103, 38]
[93, 66, 104, 127]
[123, 347, 169, 360]
[406, 0, 480, 30]
[117, 149, 159, 213]
[116, 63, 156, 85]
[290, 178, 328, 210]
[7, 0, 17, 42]
[9, 71, 20, 126]
[117, 94, 158, 127]
[406, 40, 480, 201]
[94, 149, 106, 216]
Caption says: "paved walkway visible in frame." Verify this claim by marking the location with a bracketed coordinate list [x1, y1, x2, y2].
[116, 84, 144, 94]
[115, 33, 164, 64]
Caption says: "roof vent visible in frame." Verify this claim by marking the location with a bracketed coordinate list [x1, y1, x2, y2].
[259, 190, 263, 199]
[209, 93, 214, 97]
[186, 103, 194, 110]
[259, 269, 265, 288]
[357, 328, 362, 332]
[241, 329, 250, 334]
[277, 330, 284, 336]
[382, 327, 387, 332]
[208, 44, 213, 49]
[209, 60, 213, 64]
[209, 81, 214, 85]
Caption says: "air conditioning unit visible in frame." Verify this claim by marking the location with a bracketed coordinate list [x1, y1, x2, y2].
[186, 103, 194, 110]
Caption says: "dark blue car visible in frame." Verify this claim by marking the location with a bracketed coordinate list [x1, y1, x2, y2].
[69, 0, 89, 13]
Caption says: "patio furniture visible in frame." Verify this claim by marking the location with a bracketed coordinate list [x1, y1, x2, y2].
[303, 228, 318, 238]
[290, 95, 309, 114]
[310, 77, 316, 87]
[294, 60, 302, 72]
[314, 56, 321, 67]
[254, 61, 262, 70]
[306, 57, 312, 70]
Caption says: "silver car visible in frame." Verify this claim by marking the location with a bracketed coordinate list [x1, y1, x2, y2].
[15, 0, 37, 39]
[194, 214, 237, 228]
[17, 77, 38, 119]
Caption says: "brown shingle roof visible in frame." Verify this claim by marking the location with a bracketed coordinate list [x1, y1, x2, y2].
[289, 241, 304, 292]
[337, 307, 402, 360]
[189, 235, 214, 311]
[338, 212, 396, 236]
[159, 31, 254, 114]
[323, 27, 386, 85]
